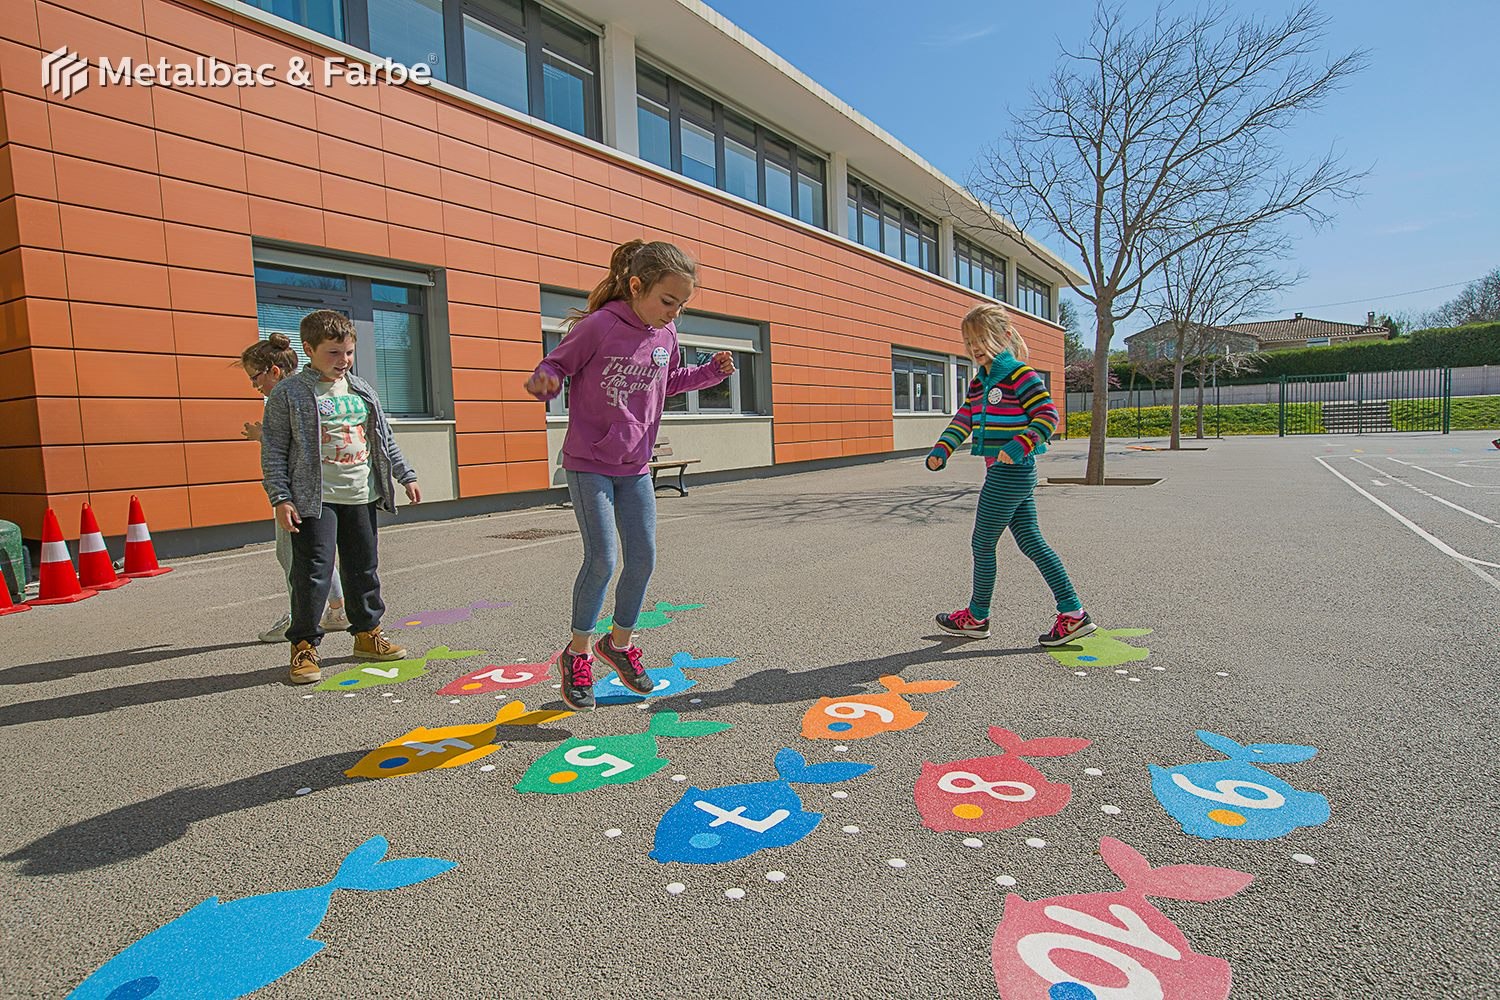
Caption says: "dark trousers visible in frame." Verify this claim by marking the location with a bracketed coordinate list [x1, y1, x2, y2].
[288, 501, 383, 646]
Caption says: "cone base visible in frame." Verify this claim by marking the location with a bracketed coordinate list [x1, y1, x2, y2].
[81, 576, 131, 590]
[28, 589, 98, 605]
[0, 603, 30, 615]
[123, 567, 173, 578]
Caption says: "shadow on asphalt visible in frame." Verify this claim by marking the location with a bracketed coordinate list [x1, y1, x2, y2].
[4, 723, 574, 876]
[660, 637, 1038, 713]
[696, 486, 976, 527]
[0, 669, 277, 729]
[0, 642, 263, 687]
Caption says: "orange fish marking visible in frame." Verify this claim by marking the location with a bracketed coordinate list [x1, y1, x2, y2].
[800, 675, 958, 740]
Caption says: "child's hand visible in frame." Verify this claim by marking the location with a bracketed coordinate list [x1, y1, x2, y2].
[926, 455, 943, 471]
[994, 451, 1015, 465]
[241, 421, 262, 441]
[525, 372, 560, 399]
[275, 502, 300, 533]
[711, 351, 735, 374]
[404, 481, 422, 504]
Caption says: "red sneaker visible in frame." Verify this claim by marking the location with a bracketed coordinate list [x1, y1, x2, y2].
[937, 607, 990, 638]
[1039, 612, 1097, 647]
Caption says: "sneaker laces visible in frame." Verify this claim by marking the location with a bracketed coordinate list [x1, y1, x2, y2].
[1051, 613, 1077, 635]
[568, 653, 594, 686]
[953, 609, 978, 628]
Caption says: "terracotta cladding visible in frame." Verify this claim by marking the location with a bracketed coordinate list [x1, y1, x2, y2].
[0, 0, 1063, 539]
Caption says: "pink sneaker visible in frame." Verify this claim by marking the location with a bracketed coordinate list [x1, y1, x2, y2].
[937, 607, 990, 638]
[1039, 612, 1097, 647]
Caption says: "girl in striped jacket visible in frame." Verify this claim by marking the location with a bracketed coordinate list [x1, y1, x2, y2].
[926, 304, 1096, 647]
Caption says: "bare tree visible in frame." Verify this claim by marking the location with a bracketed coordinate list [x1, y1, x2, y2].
[1142, 226, 1297, 448]
[961, 2, 1364, 482]
[1194, 348, 1263, 438]
[1424, 267, 1500, 328]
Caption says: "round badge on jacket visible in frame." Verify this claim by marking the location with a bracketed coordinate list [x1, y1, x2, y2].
[987, 386, 1004, 405]
[318, 397, 337, 416]
[652, 346, 670, 367]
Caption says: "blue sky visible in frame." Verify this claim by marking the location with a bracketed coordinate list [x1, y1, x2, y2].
[702, 0, 1499, 344]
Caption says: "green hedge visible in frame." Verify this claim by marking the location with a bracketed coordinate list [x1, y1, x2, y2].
[1066, 393, 1500, 437]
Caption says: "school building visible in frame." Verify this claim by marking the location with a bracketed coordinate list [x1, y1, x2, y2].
[0, 0, 1081, 555]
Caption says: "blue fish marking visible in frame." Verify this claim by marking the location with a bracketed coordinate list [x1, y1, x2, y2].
[68, 837, 455, 1000]
[650, 748, 873, 864]
[1149, 730, 1331, 841]
[594, 652, 735, 706]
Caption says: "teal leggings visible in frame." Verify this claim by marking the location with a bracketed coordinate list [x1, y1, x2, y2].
[968, 460, 1081, 619]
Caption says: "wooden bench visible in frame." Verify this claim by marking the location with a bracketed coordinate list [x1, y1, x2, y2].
[649, 438, 699, 496]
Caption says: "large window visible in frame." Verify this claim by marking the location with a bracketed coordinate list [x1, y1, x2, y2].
[254, 248, 442, 417]
[1015, 268, 1053, 320]
[541, 292, 766, 418]
[847, 177, 938, 273]
[892, 350, 951, 414]
[953, 236, 1006, 300]
[636, 63, 827, 229]
[253, 0, 599, 139]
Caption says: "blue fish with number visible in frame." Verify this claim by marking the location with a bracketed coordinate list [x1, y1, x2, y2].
[594, 651, 734, 705]
[650, 748, 873, 864]
[67, 837, 455, 1000]
[1149, 730, 1331, 841]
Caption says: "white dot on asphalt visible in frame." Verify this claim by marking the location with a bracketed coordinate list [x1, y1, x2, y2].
[1084, 768, 1103, 776]
[605, 829, 622, 839]
[1128, 677, 1141, 683]
[343, 693, 357, 698]
[1026, 838, 1047, 848]
[671, 774, 687, 782]
[843, 826, 861, 834]
[1150, 665, 1165, 671]
[964, 838, 983, 848]
[381, 692, 393, 697]
[294, 787, 312, 796]
[496, 694, 506, 699]
[1102, 805, 1122, 815]
[1216, 672, 1229, 677]
[393, 699, 403, 703]
[478, 765, 496, 772]
[887, 858, 907, 869]
[1074, 671, 1087, 677]
[725, 888, 745, 900]
[551, 683, 561, 689]
[832, 791, 848, 799]
[766, 871, 787, 882]
[1292, 853, 1317, 865]
[996, 875, 1017, 887]
[834, 745, 848, 753]
[302, 694, 315, 699]
[1115, 669, 1128, 675]
[666, 883, 686, 895]
[690, 698, 702, 704]
[449, 699, 461, 704]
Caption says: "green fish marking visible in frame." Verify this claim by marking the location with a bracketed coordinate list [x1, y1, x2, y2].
[315, 646, 485, 691]
[1044, 627, 1152, 669]
[514, 711, 732, 794]
[593, 601, 705, 634]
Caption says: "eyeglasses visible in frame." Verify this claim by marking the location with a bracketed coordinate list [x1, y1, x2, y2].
[248, 368, 271, 385]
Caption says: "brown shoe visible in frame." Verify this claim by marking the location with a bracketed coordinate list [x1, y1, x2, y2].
[353, 626, 407, 661]
[289, 640, 321, 684]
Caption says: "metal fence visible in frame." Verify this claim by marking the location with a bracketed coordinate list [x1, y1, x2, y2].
[1277, 368, 1451, 436]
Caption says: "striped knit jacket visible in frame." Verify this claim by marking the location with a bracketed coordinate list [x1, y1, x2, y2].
[928, 351, 1058, 467]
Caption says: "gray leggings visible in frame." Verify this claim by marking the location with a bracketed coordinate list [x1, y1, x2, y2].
[275, 520, 342, 607]
[566, 470, 657, 634]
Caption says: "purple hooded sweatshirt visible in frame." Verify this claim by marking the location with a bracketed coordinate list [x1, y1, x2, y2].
[532, 299, 729, 477]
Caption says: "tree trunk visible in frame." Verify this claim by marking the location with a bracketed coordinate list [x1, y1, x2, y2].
[1170, 329, 1187, 450]
[1087, 306, 1114, 485]
[1194, 359, 1208, 438]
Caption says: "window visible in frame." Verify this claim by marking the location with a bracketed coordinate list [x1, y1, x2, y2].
[253, 248, 442, 417]
[262, 0, 600, 139]
[893, 350, 951, 413]
[540, 291, 766, 417]
[955, 361, 971, 407]
[954, 236, 1006, 300]
[1016, 268, 1053, 320]
[635, 62, 827, 229]
[847, 177, 938, 274]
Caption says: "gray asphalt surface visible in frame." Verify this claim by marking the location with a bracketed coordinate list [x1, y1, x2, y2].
[3, 432, 1498, 999]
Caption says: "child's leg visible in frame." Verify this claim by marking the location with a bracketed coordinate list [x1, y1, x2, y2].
[968, 464, 1031, 620]
[333, 502, 384, 632]
[327, 552, 345, 608]
[1009, 495, 1082, 614]
[609, 473, 658, 640]
[274, 519, 294, 597]
[287, 509, 338, 646]
[566, 471, 618, 651]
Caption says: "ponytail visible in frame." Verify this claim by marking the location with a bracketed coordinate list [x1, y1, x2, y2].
[567, 239, 698, 329]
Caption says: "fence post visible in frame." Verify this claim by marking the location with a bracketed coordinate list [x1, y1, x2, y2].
[1443, 368, 1451, 434]
[1356, 371, 1364, 435]
[1278, 376, 1286, 437]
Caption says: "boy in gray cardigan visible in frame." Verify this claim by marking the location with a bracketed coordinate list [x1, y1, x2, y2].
[261, 310, 422, 684]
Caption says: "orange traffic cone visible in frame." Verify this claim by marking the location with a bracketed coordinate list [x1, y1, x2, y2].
[0, 570, 28, 615]
[122, 495, 172, 577]
[28, 508, 97, 605]
[78, 503, 130, 591]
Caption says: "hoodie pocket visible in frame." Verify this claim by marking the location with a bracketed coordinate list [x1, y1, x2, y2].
[586, 423, 650, 466]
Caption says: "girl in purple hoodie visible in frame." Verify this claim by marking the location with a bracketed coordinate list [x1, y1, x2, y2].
[525, 240, 732, 710]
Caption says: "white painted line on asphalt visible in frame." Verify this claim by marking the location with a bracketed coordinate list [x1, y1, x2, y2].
[1316, 457, 1500, 593]
[1351, 458, 1499, 526]
[202, 513, 702, 611]
[1387, 457, 1474, 488]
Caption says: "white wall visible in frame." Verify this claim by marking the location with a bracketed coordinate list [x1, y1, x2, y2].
[390, 421, 458, 502]
[893, 414, 951, 451]
[545, 416, 774, 487]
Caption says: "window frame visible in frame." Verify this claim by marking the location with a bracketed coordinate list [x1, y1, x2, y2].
[847, 176, 939, 274]
[892, 348, 957, 415]
[634, 59, 828, 230]
[953, 235, 1007, 301]
[1015, 267, 1054, 321]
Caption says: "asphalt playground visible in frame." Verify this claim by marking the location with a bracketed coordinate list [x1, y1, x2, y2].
[2, 432, 1497, 999]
